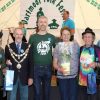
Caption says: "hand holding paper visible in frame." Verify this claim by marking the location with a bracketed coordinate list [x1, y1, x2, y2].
[6, 60, 12, 66]
[61, 62, 70, 75]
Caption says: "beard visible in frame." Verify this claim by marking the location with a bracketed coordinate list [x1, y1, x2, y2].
[39, 25, 46, 31]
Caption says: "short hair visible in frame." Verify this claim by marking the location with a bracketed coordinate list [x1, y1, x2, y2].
[60, 27, 71, 36]
[64, 10, 69, 15]
[18, 21, 25, 25]
[82, 27, 95, 39]
[14, 28, 23, 35]
[38, 16, 48, 22]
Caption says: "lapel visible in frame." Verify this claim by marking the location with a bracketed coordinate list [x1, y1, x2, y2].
[11, 42, 26, 54]
[11, 42, 27, 54]
[11, 42, 18, 54]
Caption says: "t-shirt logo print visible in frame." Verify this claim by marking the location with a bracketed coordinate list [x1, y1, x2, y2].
[37, 41, 50, 55]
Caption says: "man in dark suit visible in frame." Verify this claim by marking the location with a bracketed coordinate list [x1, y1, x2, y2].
[5, 28, 33, 100]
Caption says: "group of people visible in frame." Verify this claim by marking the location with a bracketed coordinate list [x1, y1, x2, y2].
[0, 10, 100, 100]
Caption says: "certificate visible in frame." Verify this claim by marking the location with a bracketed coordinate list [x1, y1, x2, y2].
[5, 70, 14, 91]
[61, 62, 70, 75]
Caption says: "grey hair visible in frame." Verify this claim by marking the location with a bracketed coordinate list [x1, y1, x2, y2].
[13, 28, 23, 35]
[38, 16, 48, 22]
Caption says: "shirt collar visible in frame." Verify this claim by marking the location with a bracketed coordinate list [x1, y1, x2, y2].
[15, 42, 22, 47]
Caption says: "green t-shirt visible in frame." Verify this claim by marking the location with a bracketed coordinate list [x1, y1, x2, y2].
[29, 33, 56, 65]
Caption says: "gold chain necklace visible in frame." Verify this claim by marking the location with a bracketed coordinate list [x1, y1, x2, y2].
[8, 44, 31, 69]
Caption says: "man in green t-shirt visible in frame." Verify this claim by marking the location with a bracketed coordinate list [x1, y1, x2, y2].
[29, 16, 56, 100]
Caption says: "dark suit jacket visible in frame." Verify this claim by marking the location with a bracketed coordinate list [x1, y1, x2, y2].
[5, 42, 33, 85]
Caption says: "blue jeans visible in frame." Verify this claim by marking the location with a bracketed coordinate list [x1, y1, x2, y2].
[33, 64, 52, 100]
[7, 78, 28, 100]
[58, 78, 78, 100]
